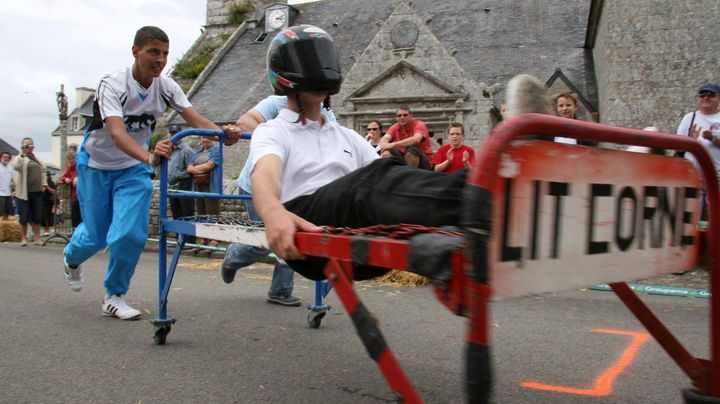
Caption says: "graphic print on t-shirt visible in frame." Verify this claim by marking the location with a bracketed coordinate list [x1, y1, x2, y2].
[124, 113, 155, 134]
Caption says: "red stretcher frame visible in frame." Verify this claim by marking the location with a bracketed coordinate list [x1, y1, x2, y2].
[290, 114, 719, 403]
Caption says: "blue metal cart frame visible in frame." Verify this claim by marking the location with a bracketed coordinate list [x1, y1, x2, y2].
[151, 128, 331, 344]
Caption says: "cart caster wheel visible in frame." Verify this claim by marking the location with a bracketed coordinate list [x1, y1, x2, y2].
[307, 311, 326, 329]
[154, 325, 171, 345]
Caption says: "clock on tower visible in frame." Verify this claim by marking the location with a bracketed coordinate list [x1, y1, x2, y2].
[265, 7, 289, 32]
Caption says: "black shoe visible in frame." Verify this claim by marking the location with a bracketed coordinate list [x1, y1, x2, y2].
[220, 246, 237, 283]
[221, 261, 238, 284]
[266, 295, 302, 307]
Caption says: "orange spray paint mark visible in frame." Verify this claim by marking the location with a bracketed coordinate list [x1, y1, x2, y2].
[521, 329, 650, 396]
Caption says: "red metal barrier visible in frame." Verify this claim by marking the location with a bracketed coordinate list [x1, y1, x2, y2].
[467, 113, 719, 398]
[290, 113, 718, 402]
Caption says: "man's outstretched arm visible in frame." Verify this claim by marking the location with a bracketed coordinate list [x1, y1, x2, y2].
[252, 155, 322, 260]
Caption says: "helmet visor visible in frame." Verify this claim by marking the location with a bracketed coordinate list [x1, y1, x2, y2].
[278, 38, 340, 79]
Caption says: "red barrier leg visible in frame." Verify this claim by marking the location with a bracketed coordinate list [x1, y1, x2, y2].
[609, 282, 709, 389]
[324, 259, 422, 404]
[465, 279, 492, 404]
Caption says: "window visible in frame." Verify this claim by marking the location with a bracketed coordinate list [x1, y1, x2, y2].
[72, 116, 80, 131]
[252, 32, 269, 44]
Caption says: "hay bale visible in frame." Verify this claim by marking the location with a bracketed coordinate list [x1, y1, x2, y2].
[0, 218, 22, 242]
[376, 270, 429, 287]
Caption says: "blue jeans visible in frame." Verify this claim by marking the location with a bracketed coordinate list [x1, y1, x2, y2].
[223, 189, 294, 297]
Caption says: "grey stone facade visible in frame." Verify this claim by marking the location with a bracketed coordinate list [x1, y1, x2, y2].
[206, 0, 282, 28]
[173, 0, 596, 178]
[590, 0, 720, 133]
[335, 1, 493, 146]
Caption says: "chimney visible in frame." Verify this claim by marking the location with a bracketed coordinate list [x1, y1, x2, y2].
[75, 87, 95, 108]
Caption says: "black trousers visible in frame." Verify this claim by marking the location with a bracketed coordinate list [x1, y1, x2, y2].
[284, 158, 467, 280]
[169, 178, 196, 244]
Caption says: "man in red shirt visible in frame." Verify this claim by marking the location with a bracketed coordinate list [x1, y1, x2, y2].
[431, 123, 475, 174]
[380, 106, 434, 161]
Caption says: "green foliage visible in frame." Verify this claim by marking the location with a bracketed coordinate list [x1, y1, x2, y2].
[172, 42, 221, 80]
[150, 130, 166, 151]
[228, 0, 253, 25]
[171, 30, 234, 81]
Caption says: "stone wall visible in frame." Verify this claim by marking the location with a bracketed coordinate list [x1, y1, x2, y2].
[592, 0, 720, 133]
[335, 1, 494, 148]
[206, 0, 239, 26]
[206, 0, 282, 27]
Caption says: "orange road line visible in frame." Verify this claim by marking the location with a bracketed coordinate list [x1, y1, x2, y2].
[521, 329, 650, 396]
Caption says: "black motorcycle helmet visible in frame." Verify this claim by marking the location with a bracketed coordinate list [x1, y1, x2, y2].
[267, 25, 342, 96]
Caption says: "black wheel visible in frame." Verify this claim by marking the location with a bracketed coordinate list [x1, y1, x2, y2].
[307, 311, 326, 329]
[154, 325, 171, 345]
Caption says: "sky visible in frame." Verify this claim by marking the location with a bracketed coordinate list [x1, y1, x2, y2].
[0, 0, 312, 163]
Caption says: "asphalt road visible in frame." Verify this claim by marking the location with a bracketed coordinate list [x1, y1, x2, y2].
[0, 243, 710, 403]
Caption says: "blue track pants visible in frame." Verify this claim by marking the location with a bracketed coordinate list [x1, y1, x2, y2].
[64, 163, 152, 296]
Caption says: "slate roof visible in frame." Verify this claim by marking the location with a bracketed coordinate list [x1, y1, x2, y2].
[0, 137, 19, 156]
[179, 0, 595, 123]
[51, 96, 94, 135]
[73, 96, 94, 117]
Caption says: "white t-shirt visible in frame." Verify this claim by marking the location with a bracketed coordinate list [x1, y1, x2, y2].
[0, 163, 12, 196]
[249, 108, 379, 203]
[677, 110, 720, 171]
[81, 67, 191, 170]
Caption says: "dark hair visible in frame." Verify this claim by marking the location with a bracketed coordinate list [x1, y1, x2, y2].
[382, 148, 405, 162]
[396, 106, 411, 114]
[134, 26, 169, 47]
[0, 152, 10, 158]
[367, 120, 384, 132]
[447, 122, 464, 134]
[405, 146, 431, 170]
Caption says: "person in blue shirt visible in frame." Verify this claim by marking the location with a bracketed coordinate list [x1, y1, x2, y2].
[188, 135, 221, 252]
[221, 95, 336, 306]
[167, 125, 196, 245]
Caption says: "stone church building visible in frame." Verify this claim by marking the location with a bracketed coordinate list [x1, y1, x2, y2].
[169, 0, 719, 177]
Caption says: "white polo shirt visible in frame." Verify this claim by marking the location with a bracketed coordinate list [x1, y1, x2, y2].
[249, 108, 379, 203]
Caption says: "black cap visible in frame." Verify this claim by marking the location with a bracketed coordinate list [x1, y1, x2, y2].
[698, 83, 720, 94]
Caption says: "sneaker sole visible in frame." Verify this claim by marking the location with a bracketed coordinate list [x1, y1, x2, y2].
[266, 298, 302, 307]
[67, 283, 82, 292]
[102, 311, 142, 320]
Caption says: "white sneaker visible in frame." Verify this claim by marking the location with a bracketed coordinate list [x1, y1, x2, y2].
[102, 295, 142, 320]
[64, 258, 83, 292]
